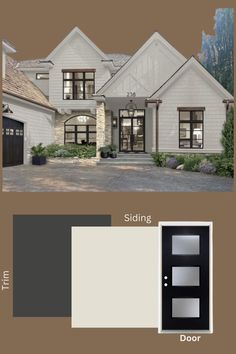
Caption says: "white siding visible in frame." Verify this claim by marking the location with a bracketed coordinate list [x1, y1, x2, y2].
[24, 71, 49, 97]
[3, 94, 55, 164]
[49, 32, 111, 110]
[158, 67, 226, 153]
[103, 40, 184, 97]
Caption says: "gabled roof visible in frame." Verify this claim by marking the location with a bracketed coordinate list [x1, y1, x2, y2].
[46, 26, 108, 61]
[149, 56, 234, 99]
[97, 32, 186, 95]
[3, 56, 55, 110]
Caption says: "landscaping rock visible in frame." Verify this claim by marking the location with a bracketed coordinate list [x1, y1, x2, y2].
[166, 157, 179, 169]
[199, 161, 216, 175]
[176, 164, 184, 170]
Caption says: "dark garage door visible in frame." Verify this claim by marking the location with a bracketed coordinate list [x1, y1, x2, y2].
[2, 117, 24, 167]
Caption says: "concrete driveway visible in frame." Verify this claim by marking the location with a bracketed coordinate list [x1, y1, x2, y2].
[2, 162, 233, 192]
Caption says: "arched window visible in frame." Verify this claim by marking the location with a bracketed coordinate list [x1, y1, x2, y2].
[64, 115, 96, 145]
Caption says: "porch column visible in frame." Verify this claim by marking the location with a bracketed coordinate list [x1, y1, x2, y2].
[95, 96, 106, 157]
[152, 105, 157, 153]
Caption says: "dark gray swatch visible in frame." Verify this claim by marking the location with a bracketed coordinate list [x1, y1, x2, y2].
[13, 215, 111, 317]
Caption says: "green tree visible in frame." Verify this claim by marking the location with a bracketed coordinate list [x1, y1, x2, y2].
[221, 107, 234, 158]
[199, 8, 234, 94]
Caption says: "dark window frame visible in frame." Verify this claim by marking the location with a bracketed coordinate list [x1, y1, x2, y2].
[36, 73, 49, 80]
[179, 109, 204, 149]
[62, 69, 95, 100]
[64, 115, 96, 145]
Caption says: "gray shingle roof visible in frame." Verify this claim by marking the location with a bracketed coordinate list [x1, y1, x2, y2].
[106, 53, 131, 67]
[3, 56, 54, 110]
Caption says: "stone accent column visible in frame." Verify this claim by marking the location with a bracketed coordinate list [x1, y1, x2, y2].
[96, 100, 106, 157]
[104, 110, 112, 146]
[55, 112, 68, 145]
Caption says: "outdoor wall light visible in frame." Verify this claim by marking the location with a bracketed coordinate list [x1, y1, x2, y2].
[112, 117, 118, 128]
[125, 100, 137, 117]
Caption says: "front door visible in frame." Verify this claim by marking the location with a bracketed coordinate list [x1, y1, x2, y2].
[2, 117, 24, 167]
[161, 224, 212, 332]
[119, 110, 145, 152]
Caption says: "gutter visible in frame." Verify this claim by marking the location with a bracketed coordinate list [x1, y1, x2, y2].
[3, 90, 57, 112]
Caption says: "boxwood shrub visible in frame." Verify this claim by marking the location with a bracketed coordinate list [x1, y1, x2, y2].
[45, 144, 96, 159]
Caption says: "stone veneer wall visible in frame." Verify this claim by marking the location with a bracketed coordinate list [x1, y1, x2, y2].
[96, 102, 112, 156]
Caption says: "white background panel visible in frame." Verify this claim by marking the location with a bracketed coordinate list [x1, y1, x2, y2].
[72, 226, 159, 328]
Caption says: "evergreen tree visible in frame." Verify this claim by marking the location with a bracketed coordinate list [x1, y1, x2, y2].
[221, 107, 234, 158]
[199, 8, 234, 94]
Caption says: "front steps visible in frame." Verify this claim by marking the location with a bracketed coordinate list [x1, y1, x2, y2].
[97, 153, 154, 166]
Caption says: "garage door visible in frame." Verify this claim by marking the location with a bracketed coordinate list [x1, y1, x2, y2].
[2, 117, 24, 167]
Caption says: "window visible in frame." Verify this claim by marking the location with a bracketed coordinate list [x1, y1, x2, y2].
[63, 70, 95, 100]
[36, 73, 49, 80]
[179, 109, 204, 149]
[64, 115, 96, 145]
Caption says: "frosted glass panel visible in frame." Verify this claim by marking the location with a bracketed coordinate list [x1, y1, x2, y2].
[172, 298, 200, 318]
[172, 267, 200, 286]
[172, 235, 200, 255]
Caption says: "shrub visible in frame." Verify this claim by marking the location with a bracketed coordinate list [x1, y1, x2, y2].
[45, 143, 96, 159]
[212, 155, 234, 177]
[221, 107, 234, 158]
[183, 155, 203, 172]
[31, 143, 46, 157]
[152, 153, 169, 167]
[175, 155, 186, 165]
[54, 149, 73, 157]
[45, 144, 62, 157]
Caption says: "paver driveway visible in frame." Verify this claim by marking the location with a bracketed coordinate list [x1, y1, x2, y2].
[2, 162, 233, 192]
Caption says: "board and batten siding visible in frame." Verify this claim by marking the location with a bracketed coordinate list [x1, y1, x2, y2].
[48, 33, 111, 110]
[3, 94, 55, 164]
[101, 40, 185, 98]
[157, 67, 226, 153]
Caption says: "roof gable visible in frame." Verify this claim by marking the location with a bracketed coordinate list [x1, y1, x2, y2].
[150, 56, 234, 99]
[3, 56, 54, 110]
[97, 32, 186, 96]
[46, 27, 108, 61]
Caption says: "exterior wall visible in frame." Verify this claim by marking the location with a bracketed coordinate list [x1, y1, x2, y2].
[24, 71, 49, 97]
[103, 40, 184, 97]
[49, 32, 111, 110]
[158, 67, 226, 153]
[3, 94, 55, 164]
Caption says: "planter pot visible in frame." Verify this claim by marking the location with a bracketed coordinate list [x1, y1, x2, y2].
[100, 151, 109, 158]
[110, 152, 117, 158]
[32, 156, 47, 165]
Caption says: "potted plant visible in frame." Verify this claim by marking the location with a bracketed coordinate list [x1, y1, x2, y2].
[99, 145, 110, 158]
[31, 143, 47, 165]
[109, 144, 117, 158]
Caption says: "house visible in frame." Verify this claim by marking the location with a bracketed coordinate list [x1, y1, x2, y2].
[2, 27, 234, 166]
[2, 40, 55, 167]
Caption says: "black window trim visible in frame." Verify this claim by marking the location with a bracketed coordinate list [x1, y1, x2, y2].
[62, 69, 95, 100]
[36, 72, 49, 80]
[179, 109, 204, 149]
